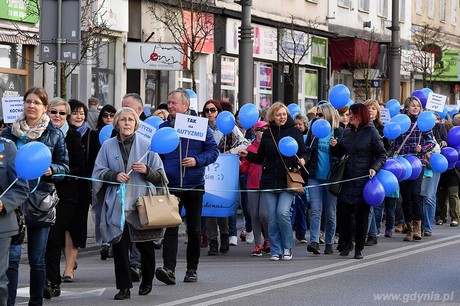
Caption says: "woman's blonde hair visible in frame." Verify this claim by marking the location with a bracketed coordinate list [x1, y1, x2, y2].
[48, 97, 71, 115]
[266, 102, 290, 123]
[317, 102, 340, 129]
[153, 109, 169, 120]
[113, 107, 140, 131]
[364, 99, 382, 127]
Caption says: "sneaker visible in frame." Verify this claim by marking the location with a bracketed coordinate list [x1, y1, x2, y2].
[436, 220, 443, 225]
[450, 220, 459, 227]
[270, 254, 281, 261]
[364, 236, 377, 246]
[319, 231, 325, 244]
[282, 248, 292, 260]
[229, 236, 238, 246]
[298, 236, 308, 244]
[263, 238, 270, 254]
[424, 231, 432, 237]
[239, 230, 247, 242]
[307, 242, 320, 255]
[184, 269, 197, 283]
[384, 229, 393, 237]
[245, 231, 254, 244]
[251, 244, 264, 256]
[155, 267, 176, 285]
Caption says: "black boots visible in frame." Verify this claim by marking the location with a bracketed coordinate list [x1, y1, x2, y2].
[208, 240, 218, 256]
[220, 234, 230, 254]
[114, 288, 131, 300]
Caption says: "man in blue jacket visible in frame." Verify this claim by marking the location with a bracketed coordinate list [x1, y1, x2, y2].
[155, 88, 218, 284]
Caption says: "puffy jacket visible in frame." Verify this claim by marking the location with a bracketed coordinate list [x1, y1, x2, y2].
[1, 122, 70, 184]
[331, 122, 386, 204]
[159, 119, 218, 188]
[239, 140, 262, 189]
[245, 117, 308, 191]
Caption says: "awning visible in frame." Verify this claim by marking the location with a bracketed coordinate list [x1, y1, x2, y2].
[0, 33, 39, 45]
[329, 38, 380, 72]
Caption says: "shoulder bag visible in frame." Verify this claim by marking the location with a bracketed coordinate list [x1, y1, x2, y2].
[269, 130, 305, 194]
[136, 180, 182, 230]
[23, 180, 59, 228]
[328, 132, 358, 197]
[11, 207, 26, 245]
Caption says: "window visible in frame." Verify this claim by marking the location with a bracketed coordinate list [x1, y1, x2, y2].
[452, 0, 458, 24]
[416, 0, 422, 15]
[91, 39, 115, 106]
[440, 0, 446, 21]
[378, 0, 388, 17]
[338, 0, 351, 8]
[359, 0, 370, 12]
[427, 0, 434, 19]
[400, 0, 406, 22]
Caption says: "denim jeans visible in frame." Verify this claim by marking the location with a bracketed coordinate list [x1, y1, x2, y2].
[7, 243, 21, 306]
[421, 172, 441, 233]
[263, 191, 294, 256]
[367, 203, 383, 237]
[384, 197, 397, 230]
[290, 193, 308, 239]
[0, 237, 11, 306]
[27, 226, 50, 306]
[308, 178, 337, 245]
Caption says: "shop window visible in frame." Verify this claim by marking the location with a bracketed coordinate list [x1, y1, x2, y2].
[91, 39, 115, 106]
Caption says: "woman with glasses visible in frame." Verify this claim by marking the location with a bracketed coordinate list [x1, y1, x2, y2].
[44, 98, 86, 298]
[96, 104, 117, 132]
[2, 87, 69, 306]
[305, 102, 344, 255]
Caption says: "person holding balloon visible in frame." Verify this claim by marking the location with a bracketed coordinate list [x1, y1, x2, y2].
[0, 137, 29, 306]
[330, 103, 386, 259]
[92, 107, 166, 299]
[238, 102, 308, 261]
[2, 86, 69, 306]
[305, 102, 344, 255]
[390, 96, 435, 241]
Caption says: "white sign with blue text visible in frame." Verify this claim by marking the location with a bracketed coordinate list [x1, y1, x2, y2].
[174, 113, 208, 141]
[2, 96, 24, 123]
[136, 121, 156, 141]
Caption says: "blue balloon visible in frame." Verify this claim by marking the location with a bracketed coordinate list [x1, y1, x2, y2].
[421, 87, 433, 100]
[430, 153, 448, 173]
[216, 111, 235, 135]
[396, 156, 412, 181]
[450, 108, 458, 119]
[287, 103, 301, 118]
[391, 114, 411, 134]
[150, 127, 179, 154]
[405, 155, 422, 180]
[412, 90, 427, 108]
[143, 106, 151, 117]
[383, 122, 402, 140]
[363, 177, 385, 206]
[99, 124, 114, 145]
[447, 126, 460, 147]
[238, 104, 259, 129]
[382, 158, 405, 182]
[376, 169, 398, 195]
[15, 142, 52, 180]
[346, 98, 354, 107]
[435, 105, 448, 119]
[416, 111, 436, 132]
[441, 147, 459, 170]
[329, 84, 350, 109]
[279, 136, 298, 157]
[311, 119, 331, 138]
[144, 116, 163, 130]
[385, 99, 401, 117]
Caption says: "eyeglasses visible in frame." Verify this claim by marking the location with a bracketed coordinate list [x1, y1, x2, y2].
[255, 128, 267, 132]
[316, 113, 324, 118]
[49, 110, 67, 116]
[204, 108, 218, 113]
[24, 99, 43, 106]
[102, 113, 115, 118]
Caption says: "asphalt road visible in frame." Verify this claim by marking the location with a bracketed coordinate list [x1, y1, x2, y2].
[13, 223, 460, 306]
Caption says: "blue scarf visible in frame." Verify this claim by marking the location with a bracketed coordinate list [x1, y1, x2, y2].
[59, 121, 69, 137]
[76, 121, 89, 137]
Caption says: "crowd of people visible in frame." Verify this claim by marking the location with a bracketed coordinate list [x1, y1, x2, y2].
[0, 86, 459, 305]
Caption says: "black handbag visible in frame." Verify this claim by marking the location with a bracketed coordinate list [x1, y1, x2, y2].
[11, 207, 26, 245]
[23, 181, 59, 228]
[328, 156, 349, 197]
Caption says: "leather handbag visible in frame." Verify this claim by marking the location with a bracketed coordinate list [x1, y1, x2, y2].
[136, 186, 182, 230]
[11, 207, 26, 245]
[328, 155, 349, 197]
[23, 181, 59, 228]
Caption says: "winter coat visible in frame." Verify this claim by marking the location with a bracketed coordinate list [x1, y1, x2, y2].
[239, 140, 263, 189]
[244, 117, 308, 191]
[331, 122, 386, 204]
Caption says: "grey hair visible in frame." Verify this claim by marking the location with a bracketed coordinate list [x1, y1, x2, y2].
[49, 97, 71, 115]
[168, 88, 190, 107]
[123, 93, 143, 107]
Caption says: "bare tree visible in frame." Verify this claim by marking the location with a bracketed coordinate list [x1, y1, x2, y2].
[405, 23, 453, 88]
[147, 0, 215, 92]
[278, 15, 319, 103]
[8, 0, 115, 99]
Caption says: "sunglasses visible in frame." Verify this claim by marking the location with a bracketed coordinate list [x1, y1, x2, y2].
[49, 110, 67, 116]
[102, 113, 115, 118]
[204, 108, 218, 113]
[316, 113, 324, 118]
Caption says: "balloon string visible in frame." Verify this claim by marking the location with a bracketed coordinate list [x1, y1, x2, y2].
[0, 177, 18, 198]
[52, 173, 369, 193]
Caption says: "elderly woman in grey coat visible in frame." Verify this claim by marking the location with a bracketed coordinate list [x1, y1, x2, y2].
[92, 107, 166, 300]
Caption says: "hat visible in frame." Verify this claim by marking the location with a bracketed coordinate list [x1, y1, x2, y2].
[253, 121, 269, 130]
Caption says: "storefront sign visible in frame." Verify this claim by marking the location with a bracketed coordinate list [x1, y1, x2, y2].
[259, 64, 272, 89]
[0, 0, 38, 23]
[311, 36, 328, 68]
[183, 10, 214, 54]
[279, 30, 311, 66]
[221, 57, 236, 86]
[99, 0, 129, 32]
[225, 18, 277, 61]
[125, 43, 185, 70]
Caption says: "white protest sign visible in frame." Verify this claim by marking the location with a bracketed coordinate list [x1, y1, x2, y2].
[425, 92, 446, 112]
[2, 96, 24, 123]
[380, 108, 391, 124]
[174, 113, 208, 141]
[136, 121, 156, 141]
[457, 100, 460, 110]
